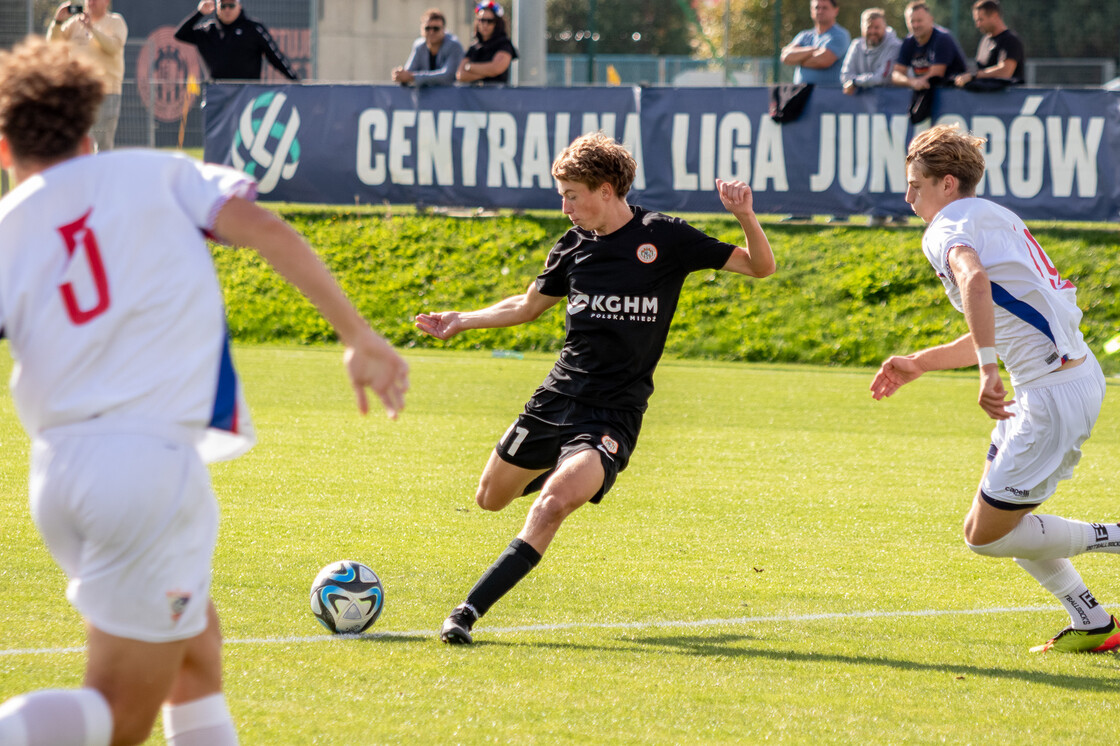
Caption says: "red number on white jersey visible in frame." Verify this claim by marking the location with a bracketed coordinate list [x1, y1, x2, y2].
[58, 209, 111, 324]
[1024, 228, 1073, 291]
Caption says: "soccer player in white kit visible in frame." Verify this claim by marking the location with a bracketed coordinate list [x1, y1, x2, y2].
[871, 124, 1120, 653]
[0, 38, 409, 745]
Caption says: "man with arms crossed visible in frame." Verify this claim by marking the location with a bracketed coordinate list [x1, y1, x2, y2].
[871, 124, 1120, 653]
[781, 0, 851, 86]
[417, 132, 776, 644]
[0, 37, 408, 745]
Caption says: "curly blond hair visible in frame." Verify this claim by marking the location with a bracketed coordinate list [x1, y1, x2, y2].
[551, 132, 637, 199]
[906, 124, 987, 196]
[0, 36, 104, 162]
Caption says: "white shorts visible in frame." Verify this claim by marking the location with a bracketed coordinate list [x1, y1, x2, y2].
[30, 419, 218, 643]
[982, 355, 1106, 509]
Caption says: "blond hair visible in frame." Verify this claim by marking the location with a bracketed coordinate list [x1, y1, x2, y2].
[906, 124, 986, 196]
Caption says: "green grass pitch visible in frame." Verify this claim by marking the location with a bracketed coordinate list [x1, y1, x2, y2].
[2, 346, 1119, 743]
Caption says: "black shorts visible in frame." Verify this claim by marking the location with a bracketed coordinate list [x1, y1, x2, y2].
[495, 389, 643, 504]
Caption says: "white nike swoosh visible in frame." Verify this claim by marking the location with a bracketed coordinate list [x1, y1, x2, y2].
[574, 254, 591, 264]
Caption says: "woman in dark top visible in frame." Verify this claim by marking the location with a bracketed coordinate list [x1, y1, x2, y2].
[457, 1, 518, 85]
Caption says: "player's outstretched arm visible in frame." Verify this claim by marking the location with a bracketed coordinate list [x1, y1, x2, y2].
[416, 282, 562, 340]
[869, 354, 925, 400]
[212, 197, 409, 418]
[715, 179, 776, 278]
[870, 333, 985, 400]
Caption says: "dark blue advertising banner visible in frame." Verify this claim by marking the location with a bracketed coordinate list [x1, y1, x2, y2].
[204, 84, 1120, 221]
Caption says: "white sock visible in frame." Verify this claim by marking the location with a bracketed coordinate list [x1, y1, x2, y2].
[1014, 557, 1112, 630]
[162, 693, 238, 746]
[967, 514, 1083, 561]
[0, 688, 111, 746]
[1083, 521, 1120, 553]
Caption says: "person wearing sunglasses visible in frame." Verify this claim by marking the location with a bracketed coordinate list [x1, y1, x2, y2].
[457, 1, 518, 85]
[175, 0, 298, 81]
[393, 8, 463, 87]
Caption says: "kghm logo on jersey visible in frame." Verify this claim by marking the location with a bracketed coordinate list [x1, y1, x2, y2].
[567, 293, 590, 315]
[566, 293, 658, 322]
[231, 91, 301, 194]
[636, 243, 658, 263]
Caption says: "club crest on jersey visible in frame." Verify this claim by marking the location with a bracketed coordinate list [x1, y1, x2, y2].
[167, 591, 192, 622]
[600, 435, 619, 454]
[636, 243, 658, 264]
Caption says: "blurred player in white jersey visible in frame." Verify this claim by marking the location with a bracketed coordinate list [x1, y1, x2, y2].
[0, 37, 408, 746]
[870, 124, 1120, 653]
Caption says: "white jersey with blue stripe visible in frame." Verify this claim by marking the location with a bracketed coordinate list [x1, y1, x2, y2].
[0, 151, 256, 462]
[922, 197, 1089, 386]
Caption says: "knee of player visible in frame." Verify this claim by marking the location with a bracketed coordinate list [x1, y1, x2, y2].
[473, 487, 504, 512]
[964, 532, 1012, 557]
[531, 489, 581, 525]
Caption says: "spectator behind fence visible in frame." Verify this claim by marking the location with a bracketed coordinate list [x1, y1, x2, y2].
[892, 1, 967, 90]
[842, 8, 902, 94]
[175, 0, 298, 81]
[46, 0, 127, 152]
[780, 0, 851, 86]
[393, 9, 463, 87]
[844, 8, 907, 226]
[457, 1, 518, 86]
[954, 0, 1024, 90]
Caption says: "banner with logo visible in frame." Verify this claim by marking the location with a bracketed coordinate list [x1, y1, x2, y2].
[115, 0, 311, 148]
[204, 83, 1120, 221]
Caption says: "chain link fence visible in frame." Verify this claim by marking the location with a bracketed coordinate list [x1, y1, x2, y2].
[0, 0, 312, 154]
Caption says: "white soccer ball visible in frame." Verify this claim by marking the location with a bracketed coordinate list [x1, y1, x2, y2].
[309, 560, 384, 634]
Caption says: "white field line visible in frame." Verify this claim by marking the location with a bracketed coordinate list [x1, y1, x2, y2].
[0, 604, 1069, 656]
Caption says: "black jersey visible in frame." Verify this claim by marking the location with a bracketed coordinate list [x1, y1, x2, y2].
[535, 206, 736, 412]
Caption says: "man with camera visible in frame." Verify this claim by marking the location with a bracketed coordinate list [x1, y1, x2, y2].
[46, 0, 127, 152]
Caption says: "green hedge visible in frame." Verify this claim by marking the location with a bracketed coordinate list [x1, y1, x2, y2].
[213, 209, 1120, 373]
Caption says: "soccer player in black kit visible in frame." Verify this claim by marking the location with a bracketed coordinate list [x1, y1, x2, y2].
[416, 132, 776, 644]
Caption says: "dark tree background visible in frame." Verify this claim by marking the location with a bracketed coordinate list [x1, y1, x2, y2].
[547, 0, 694, 55]
[693, 0, 1119, 65]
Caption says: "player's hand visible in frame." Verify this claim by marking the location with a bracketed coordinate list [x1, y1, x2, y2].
[870, 355, 924, 400]
[716, 179, 754, 217]
[978, 366, 1014, 420]
[345, 334, 409, 419]
[198, 0, 216, 14]
[415, 311, 464, 341]
[392, 68, 414, 84]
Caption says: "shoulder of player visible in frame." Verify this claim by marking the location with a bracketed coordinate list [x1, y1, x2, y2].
[549, 225, 592, 255]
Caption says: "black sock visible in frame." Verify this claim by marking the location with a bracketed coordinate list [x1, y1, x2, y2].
[464, 538, 542, 618]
